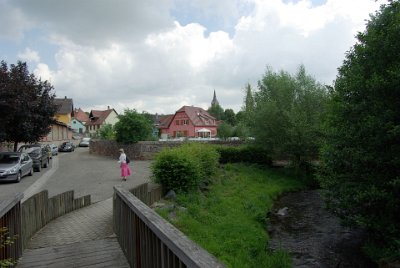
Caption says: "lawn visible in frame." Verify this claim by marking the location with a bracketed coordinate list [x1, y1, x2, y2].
[156, 163, 306, 268]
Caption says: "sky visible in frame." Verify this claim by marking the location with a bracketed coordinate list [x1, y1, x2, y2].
[0, 0, 387, 115]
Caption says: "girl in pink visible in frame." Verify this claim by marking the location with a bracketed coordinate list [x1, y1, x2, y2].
[118, 148, 131, 181]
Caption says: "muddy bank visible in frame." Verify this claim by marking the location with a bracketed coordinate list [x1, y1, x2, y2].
[267, 190, 377, 268]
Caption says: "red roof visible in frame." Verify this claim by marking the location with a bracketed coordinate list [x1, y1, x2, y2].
[74, 108, 89, 123]
[177, 106, 216, 126]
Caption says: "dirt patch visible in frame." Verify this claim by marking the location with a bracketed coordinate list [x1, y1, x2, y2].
[267, 190, 377, 268]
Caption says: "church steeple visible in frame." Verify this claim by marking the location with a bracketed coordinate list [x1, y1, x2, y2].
[211, 89, 219, 106]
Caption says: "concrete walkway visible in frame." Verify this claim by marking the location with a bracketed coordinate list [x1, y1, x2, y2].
[17, 198, 130, 268]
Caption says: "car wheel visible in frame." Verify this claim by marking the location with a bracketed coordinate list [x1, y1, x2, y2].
[15, 171, 21, 183]
[44, 159, 49, 168]
[36, 164, 41, 172]
[28, 167, 33, 176]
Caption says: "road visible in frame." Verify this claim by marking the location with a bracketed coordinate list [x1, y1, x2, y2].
[0, 147, 152, 203]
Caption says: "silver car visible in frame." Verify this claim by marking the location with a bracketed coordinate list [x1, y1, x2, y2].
[49, 144, 58, 156]
[0, 152, 34, 183]
[79, 137, 91, 147]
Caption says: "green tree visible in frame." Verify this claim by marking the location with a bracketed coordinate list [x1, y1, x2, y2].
[114, 109, 153, 143]
[217, 122, 234, 139]
[242, 83, 255, 117]
[96, 124, 115, 140]
[223, 108, 236, 126]
[251, 65, 327, 167]
[208, 103, 224, 120]
[318, 1, 400, 260]
[0, 61, 57, 151]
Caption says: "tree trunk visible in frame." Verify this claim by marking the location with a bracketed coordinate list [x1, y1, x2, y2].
[13, 142, 18, 152]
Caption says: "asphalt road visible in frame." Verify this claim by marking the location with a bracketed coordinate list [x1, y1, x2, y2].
[0, 147, 152, 203]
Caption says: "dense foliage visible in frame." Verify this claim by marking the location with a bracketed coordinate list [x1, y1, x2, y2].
[151, 143, 219, 192]
[217, 122, 234, 139]
[250, 65, 328, 167]
[207, 103, 225, 120]
[0, 61, 57, 151]
[114, 109, 153, 143]
[318, 1, 400, 261]
[216, 146, 272, 166]
[96, 124, 115, 140]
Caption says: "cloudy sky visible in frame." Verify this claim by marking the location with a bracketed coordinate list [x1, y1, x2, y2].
[0, 0, 386, 115]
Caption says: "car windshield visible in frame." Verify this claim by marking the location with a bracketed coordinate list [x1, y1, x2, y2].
[82, 138, 90, 142]
[19, 147, 40, 154]
[0, 154, 20, 164]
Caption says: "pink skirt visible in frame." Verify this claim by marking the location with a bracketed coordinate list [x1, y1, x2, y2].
[120, 163, 131, 177]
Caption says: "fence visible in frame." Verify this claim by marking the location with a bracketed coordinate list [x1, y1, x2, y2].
[0, 189, 91, 264]
[0, 193, 23, 265]
[113, 183, 226, 268]
[21, 190, 91, 249]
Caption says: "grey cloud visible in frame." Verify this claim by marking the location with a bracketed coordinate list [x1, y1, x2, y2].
[10, 0, 175, 47]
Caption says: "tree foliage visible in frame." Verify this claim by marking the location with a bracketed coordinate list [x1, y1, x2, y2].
[250, 65, 327, 166]
[207, 103, 224, 120]
[0, 61, 57, 151]
[318, 1, 400, 260]
[223, 108, 236, 126]
[114, 109, 153, 143]
[96, 124, 115, 140]
[217, 122, 234, 139]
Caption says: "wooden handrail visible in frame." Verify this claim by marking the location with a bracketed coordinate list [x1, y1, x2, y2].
[114, 185, 226, 268]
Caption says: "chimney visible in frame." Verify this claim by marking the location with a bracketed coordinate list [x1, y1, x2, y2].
[64, 96, 67, 99]
[107, 106, 110, 110]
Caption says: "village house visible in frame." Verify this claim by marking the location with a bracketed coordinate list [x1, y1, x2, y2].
[86, 106, 119, 136]
[40, 96, 74, 142]
[69, 108, 90, 134]
[54, 96, 74, 125]
[158, 106, 218, 139]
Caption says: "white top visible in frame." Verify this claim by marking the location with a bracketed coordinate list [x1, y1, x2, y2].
[118, 153, 126, 164]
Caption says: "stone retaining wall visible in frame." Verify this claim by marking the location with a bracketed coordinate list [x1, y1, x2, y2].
[89, 140, 243, 160]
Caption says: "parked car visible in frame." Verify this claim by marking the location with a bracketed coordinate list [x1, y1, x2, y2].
[0, 152, 33, 182]
[18, 144, 50, 172]
[79, 137, 91, 147]
[59, 142, 75, 152]
[49, 144, 58, 156]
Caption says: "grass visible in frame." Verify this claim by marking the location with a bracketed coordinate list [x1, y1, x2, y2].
[156, 163, 306, 268]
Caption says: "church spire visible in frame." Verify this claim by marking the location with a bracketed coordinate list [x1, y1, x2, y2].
[211, 89, 219, 106]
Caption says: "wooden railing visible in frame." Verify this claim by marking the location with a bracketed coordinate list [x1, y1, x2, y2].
[113, 184, 226, 268]
[0, 193, 23, 265]
[21, 190, 91, 249]
[0, 189, 91, 265]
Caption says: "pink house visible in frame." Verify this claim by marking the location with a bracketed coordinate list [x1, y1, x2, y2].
[159, 106, 218, 139]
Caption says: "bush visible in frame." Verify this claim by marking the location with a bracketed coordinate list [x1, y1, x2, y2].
[216, 146, 272, 166]
[151, 143, 219, 193]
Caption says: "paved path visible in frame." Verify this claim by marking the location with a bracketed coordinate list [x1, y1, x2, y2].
[16, 149, 152, 267]
[17, 198, 129, 267]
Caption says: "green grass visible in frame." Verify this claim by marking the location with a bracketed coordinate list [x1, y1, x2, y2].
[157, 163, 306, 268]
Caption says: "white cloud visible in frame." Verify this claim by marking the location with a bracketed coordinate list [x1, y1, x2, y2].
[17, 47, 40, 63]
[146, 22, 234, 70]
[0, 0, 387, 114]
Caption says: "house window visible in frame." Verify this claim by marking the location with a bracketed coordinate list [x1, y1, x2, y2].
[176, 120, 180, 125]
[73, 121, 76, 124]
[183, 120, 189, 125]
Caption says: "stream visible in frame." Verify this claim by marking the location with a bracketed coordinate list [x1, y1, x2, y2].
[267, 190, 377, 268]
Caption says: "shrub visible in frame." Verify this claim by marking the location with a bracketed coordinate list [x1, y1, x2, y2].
[151, 143, 219, 193]
[216, 146, 272, 166]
